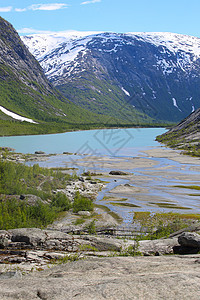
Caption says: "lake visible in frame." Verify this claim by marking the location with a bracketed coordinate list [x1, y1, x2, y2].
[0, 128, 166, 156]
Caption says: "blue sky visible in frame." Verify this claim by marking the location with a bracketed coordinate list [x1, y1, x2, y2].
[0, 0, 199, 37]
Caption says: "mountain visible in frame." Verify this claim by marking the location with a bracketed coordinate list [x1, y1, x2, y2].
[0, 18, 119, 135]
[22, 31, 200, 123]
[156, 108, 200, 155]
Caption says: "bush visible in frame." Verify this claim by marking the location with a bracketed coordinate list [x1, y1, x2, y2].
[51, 192, 71, 211]
[72, 191, 94, 213]
[86, 220, 96, 234]
[0, 198, 56, 229]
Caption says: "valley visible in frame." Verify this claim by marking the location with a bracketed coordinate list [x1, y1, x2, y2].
[0, 2, 200, 298]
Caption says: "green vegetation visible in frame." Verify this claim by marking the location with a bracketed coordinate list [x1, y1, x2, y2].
[119, 243, 142, 257]
[79, 244, 98, 252]
[0, 156, 94, 229]
[174, 185, 200, 190]
[156, 124, 200, 156]
[110, 202, 140, 208]
[74, 218, 86, 225]
[94, 204, 123, 223]
[102, 196, 127, 202]
[149, 202, 190, 210]
[51, 254, 80, 265]
[0, 198, 56, 229]
[0, 63, 170, 137]
[133, 211, 200, 240]
[85, 220, 96, 234]
[57, 75, 176, 126]
[73, 191, 94, 213]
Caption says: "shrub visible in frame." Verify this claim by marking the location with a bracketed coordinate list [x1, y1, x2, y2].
[51, 192, 71, 211]
[86, 220, 96, 234]
[72, 191, 94, 213]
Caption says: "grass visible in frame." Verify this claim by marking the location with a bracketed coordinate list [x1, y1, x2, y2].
[156, 128, 200, 157]
[174, 185, 200, 190]
[79, 244, 98, 252]
[149, 202, 191, 210]
[102, 196, 128, 202]
[74, 218, 86, 225]
[110, 202, 140, 208]
[0, 155, 95, 230]
[94, 204, 123, 223]
[50, 167, 77, 171]
[132, 211, 200, 240]
[51, 254, 81, 265]
[119, 244, 142, 257]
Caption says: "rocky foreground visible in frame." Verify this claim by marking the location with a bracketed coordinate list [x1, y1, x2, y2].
[0, 225, 200, 299]
[1, 255, 200, 300]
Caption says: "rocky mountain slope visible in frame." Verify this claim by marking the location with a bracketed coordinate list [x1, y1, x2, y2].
[156, 107, 200, 154]
[23, 31, 200, 123]
[0, 18, 116, 132]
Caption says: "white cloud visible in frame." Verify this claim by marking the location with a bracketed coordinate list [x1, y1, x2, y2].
[28, 3, 68, 11]
[18, 28, 103, 36]
[17, 28, 57, 34]
[0, 6, 12, 12]
[15, 8, 27, 12]
[81, 0, 101, 5]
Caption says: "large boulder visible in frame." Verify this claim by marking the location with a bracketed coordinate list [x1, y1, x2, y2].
[178, 232, 200, 248]
[9, 228, 47, 246]
[109, 171, 128, 175]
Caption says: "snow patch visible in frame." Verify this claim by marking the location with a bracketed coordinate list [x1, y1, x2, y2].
[0, 106, 37, 123]
[191, 104, 195, 112]
[121, 87, 130, 96]
[172, 98, 182, 112]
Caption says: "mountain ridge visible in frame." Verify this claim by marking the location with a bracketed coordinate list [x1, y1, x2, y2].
[0, 17, 133, 135]
[22, 31, 200, 123]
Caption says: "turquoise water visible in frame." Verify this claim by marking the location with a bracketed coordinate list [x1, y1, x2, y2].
[0, 128, 166, 155]
[1, 127, 200, 219]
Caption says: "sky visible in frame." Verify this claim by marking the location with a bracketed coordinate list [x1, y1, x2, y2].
[0, 0, 200, 37]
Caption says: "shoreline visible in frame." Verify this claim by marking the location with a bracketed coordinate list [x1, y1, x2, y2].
[1, 143, 200, 225]
[0, 124, 171, 138]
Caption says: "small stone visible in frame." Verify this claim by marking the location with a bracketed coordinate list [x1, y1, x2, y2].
[79, 177, 85, 182]
[0, 237, 9, 249]
[77, 211, 91, 217]
[44, 252, 66, 260]
[35, 151, 45, 155]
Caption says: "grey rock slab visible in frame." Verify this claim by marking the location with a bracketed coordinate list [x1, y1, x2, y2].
[83, 236, 122, 251]
[8, 228, 73, 247]
[0, 255, 200, 299]
[9, 228, 47, 246]
[136, 237, 179, 255]
[122, 238, 179, 256]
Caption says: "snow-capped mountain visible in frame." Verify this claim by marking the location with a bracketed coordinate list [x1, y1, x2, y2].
[22, 31, 200, 122]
